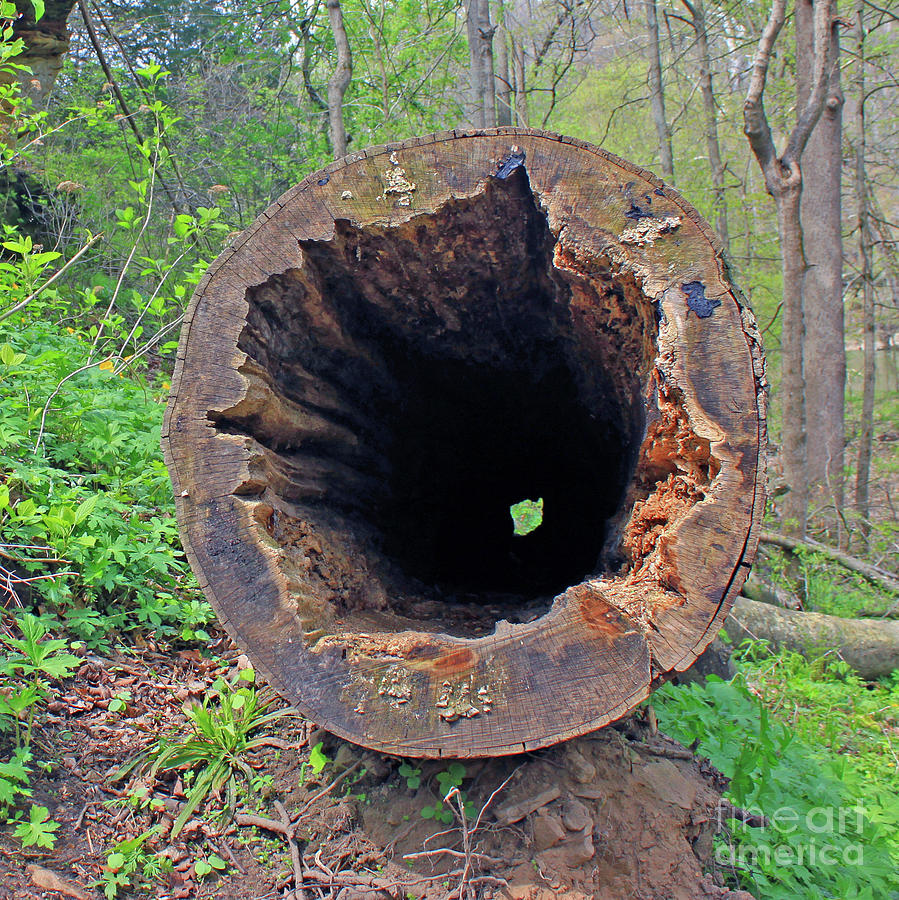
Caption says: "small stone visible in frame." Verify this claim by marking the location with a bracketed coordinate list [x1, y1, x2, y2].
[570, 784, 604, 800]
[532, 813, 566, 851]
[561, 799, 592, 832]
[333, 743, 357, 769]
[385, 806, 403, 826]
[496, 786, 561, 824]
[360, 751, 390, 779]
[564, 826, 595, 866]
[565, 746, 596, 784]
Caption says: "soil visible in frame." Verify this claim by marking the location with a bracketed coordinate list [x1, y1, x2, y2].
[0, 629, 756, 900]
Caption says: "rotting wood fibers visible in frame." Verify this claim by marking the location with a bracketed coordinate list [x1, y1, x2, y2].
[163, 130, 765, 757]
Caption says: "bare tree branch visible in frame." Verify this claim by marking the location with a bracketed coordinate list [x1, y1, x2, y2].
[742, 0, 786, 180]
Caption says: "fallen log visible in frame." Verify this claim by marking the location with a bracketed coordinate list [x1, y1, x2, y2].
[163, 128, 766, 757]
[760, 530, 899, 597]
[727, 596, 899, 679]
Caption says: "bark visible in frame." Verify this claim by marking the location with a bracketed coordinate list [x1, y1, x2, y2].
[727, 596, 899, 679]
[0, 1, 76, 143]
[479, 0, 496, 128]
[512, 37, 528, 125]
[163, 129, 766, 758]
[853, 3, 875, 531]
[465, 0, 485, 127]
[796, 0, 845, 515]
[646, 0, 674, 179]
[684, 0, 729, 252]
[326, 0, 352, 159]
[742, 0, 836, 536]
[741, 572, 802, 609]
[466, 0, 496, 127]
[494, 1, 512, 127]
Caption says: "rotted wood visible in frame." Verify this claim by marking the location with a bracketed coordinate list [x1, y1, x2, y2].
[162, 128, 767, 758]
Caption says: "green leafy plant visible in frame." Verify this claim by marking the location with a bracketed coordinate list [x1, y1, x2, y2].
[421, 762, 475, 823]
[12, 803, 60, 849]
[107, 690, 132, 714]
[122, 668, 295, 836]
[194, 852, 228, 880]
[0, 613, 81, 745]
[308, 741, 330, 775]
[398, 762, 421, 790]
[655, 673, 899, 899]
[98, 827, 167, 899]
[0, 747, 33, 809]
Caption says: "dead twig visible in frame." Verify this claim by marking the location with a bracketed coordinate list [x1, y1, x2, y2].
[234, 812, 292, 835]
[402, 848, 504, 864]
[275, 800, 306, 900]
[291, 760, 362, 822]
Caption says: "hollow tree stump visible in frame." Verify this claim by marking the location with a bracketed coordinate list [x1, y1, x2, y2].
[163, 128, 767, 758]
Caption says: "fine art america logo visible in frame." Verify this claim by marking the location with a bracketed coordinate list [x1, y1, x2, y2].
[715, 803, 868, 868]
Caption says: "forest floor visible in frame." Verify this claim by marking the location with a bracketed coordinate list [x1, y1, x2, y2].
[0, 628, 754, 900]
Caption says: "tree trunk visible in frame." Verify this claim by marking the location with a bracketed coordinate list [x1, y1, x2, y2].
[466, 0, 496, 127]
[687, 0, 729, 253]
[494, 0, 512, 127]
[326, 0, 352, 159]
[727, 596, 899, 680]
[853, 3, 875, 532]
[776, 186, 810, 534]
[479, 0, 496, 127]
[163, 129, 766, 757]
[512, 37, 528, 126]
[796, 0, 845, 516]
[0, 1, 77, 143]
[297, 16, 332, 155]
[743, 0, 836, 536]
[646, 0, 674, 179]
[465, 0, 485, 127]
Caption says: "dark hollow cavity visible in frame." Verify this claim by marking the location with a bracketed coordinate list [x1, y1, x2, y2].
[226, 168, 658, 638]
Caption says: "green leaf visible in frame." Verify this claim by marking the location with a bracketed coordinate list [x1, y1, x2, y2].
[309, 742, 330, 774]
[30, 0, 45, 21]
[14, 805, 60, 848]
[73, 493, 99, 525]
[510, 497, 544, 536]
[194, 859, 212, 877]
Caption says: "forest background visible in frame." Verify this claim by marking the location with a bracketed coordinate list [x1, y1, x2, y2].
[0, 0, 898, 898]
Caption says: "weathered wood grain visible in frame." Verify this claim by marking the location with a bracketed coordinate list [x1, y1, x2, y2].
[163, 128, 766, 757]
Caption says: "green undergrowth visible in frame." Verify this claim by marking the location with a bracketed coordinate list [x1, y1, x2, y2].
[760, 544, 899, 620]
[655, 651, 899, 900]
[0, 322, 209, 647]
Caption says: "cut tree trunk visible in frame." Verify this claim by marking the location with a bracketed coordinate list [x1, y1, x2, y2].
[727, 596, 899, 679]
[163, 128, 767, 758]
